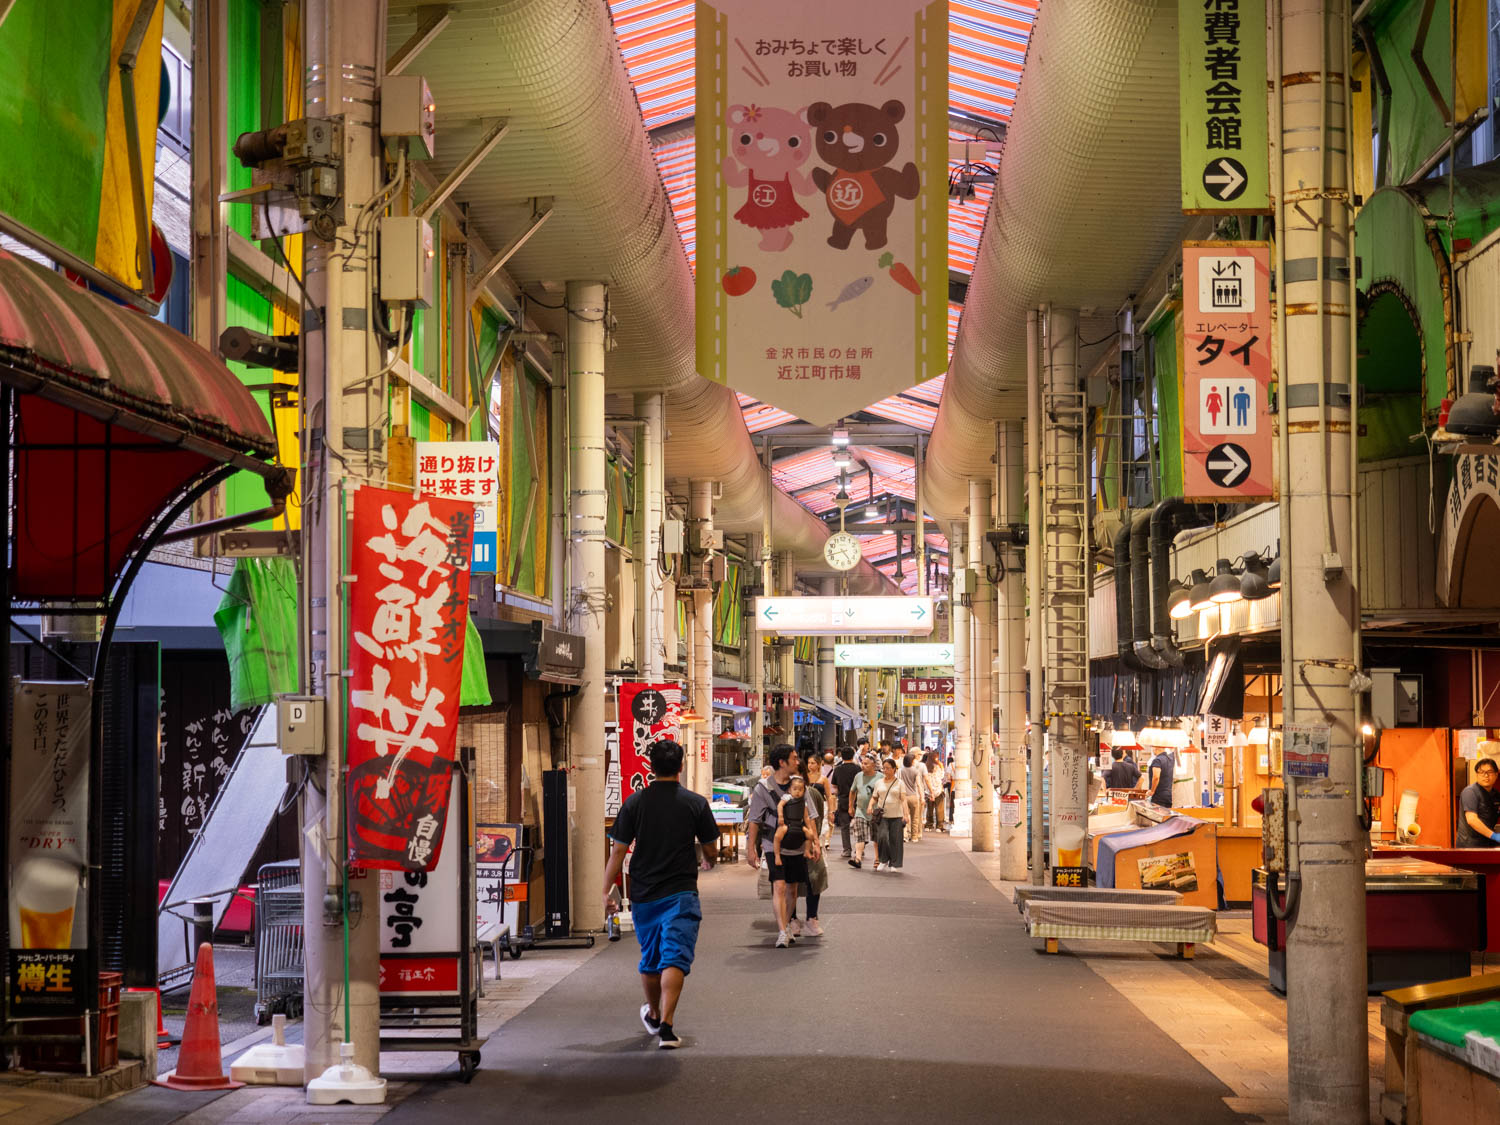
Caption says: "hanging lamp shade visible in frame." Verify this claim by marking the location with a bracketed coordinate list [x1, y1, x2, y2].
[1240, 552, 1272, 600]
[1187, 568, 1215, 612]
[1167, 578, 1194, 620]
[1266, 555, 1281, 590]
[1209, 558, 1243, 604]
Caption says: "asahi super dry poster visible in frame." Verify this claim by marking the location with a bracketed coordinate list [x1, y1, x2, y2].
[696, 0, 948, 424]
[347, 487, 474, 872]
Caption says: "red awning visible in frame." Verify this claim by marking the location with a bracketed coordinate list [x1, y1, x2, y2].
[0, 249, 280, 601]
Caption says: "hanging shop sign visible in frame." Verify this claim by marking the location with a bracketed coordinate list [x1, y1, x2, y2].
[415, 441, 501, 573]
[834, 642, 953, 667]
[1180, 241, 1275, 502]
[695, 0, 949, 424]
[605, 723, 622, 819]
[617, 682, 684, 806]
[1178, 0, 1270, 214]
[7, 680, 92, 1017]
[379, 795, 463, 997]
[347, 486, 474, 872]
[525, 622, 585, 685]
[900, 676, 953, 704]
[755, 595, 935, 636]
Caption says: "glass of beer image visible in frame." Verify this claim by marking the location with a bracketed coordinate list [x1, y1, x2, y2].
[16, 857, 80, 948]
[1056, 824, 1086, 868]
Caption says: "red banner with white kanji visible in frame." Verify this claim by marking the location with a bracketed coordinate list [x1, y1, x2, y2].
[617, 683, 683, 808]
[347, 486, 474, 871]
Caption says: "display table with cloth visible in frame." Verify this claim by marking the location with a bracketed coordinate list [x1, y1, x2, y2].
[1023, 898, 1216, 959]
[1012, 885, 1182, 917]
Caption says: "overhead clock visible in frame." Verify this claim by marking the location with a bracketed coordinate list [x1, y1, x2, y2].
[824, 531, 862, 571]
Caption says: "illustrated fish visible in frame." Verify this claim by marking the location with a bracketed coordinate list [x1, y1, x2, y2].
[826, 275, 874, 312]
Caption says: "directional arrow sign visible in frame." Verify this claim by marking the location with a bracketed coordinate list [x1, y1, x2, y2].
[1205, 442, 1250, 488]
[833, 643, 956, 668]
[1201, 157, 1247, 202]
[752, 596, 936, 637]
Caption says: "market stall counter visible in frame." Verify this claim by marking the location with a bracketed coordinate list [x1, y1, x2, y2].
[1378, 845, 1500, 953]
[1253, 858, 1485, 994]
[1092, 807, 1219, 910]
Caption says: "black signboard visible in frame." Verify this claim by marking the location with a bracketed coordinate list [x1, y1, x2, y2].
[9, 949, 89, 1017]
[527, 622, 585, 684]
[1051, 866, 1087, 890]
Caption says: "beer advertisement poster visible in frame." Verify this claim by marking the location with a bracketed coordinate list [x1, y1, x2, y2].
[695, 0, 948, 424]
[8, 680, 91, 1015]
[346, 486, 474, 872]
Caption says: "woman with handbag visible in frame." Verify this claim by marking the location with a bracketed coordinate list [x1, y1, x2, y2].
[868, 758, 911, 871]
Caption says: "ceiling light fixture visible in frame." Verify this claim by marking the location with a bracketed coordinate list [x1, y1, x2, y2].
[831, 428, 850, 447]
[1239, 552, 1272, 600]
[1167, 579, 1193, 620]
[1187, 568, 1215, 613]
[1209, 558, 1243, 604]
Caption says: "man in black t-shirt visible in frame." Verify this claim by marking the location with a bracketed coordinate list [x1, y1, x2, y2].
[1457, 757, 1500, 848]
[604, 740, 719, 1049]
[1149, 748, 1176, 809]
[1104, 747, 1142, 791]
[829, 745, 862, 858]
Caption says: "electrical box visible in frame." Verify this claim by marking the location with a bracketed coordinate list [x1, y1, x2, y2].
[380, 74, 436, 159]
[277, 695, 325, 756]
[378, 215, 434, 307]
[951, 567, 975, 596]
[691, 524, 723, 552]
[662, 518, 685, 556]
[708, 554, 727, 583]
[1370, 668, 1423, 728]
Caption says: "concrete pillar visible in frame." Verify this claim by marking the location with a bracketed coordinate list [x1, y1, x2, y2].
[633, 393, 665, 680]
[1026, 308, 1047, 885]
[300, 0, 384, 1084]
[915, 434, 928, 595]
[749, 533, 766, 773]
[1042, 305, 1087, 869]
[690, 481, 715, 797]
[969, 480, 995, 851]
[777, 552, 796, 738]
[818, 577, 838, 751]
[950, 527, 972, 836]
[565, 280, 608, 932]
[1276, 3, 1366, 1119]
[997, 421, 1028, 879]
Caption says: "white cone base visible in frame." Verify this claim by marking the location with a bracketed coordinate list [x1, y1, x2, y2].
[231, 1041, 305, 1086]
[306, 1045, 387, 1105]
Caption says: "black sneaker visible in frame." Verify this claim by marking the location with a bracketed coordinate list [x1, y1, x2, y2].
[657, 1023, 682, 1049]
[640, 1003, 662, 1036]
[847, 858, 861, 869]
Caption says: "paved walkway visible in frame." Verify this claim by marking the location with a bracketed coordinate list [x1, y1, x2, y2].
[16, 832, 1391, 1123]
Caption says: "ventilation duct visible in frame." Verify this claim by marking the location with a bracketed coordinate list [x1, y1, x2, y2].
[1148, 499, 1214, 668]
[1112, 521, 1138, 668]
[1130, 511, 1165, 669]
[922, 0, 1184, 520]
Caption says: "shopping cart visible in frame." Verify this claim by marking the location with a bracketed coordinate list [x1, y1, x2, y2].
[254, 860, 304, 1025]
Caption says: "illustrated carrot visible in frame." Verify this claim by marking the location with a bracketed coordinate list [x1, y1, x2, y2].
[878, 251, 921, 294]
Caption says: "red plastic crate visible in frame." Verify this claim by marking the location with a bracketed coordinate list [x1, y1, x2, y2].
[17, 973, 124, 1073]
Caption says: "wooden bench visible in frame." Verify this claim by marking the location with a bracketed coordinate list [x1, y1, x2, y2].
[1012, 885, 1182, 918]
[1381, 971, 1500, 1124]
[1024, 899, 1216, 960]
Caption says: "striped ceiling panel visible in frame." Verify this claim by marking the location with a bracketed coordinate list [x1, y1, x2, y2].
[609, 1, 697, 130]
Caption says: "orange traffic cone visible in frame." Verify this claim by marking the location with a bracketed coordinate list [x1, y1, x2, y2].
[127, 987, 178, 1048]
[153, 943, 244, 1091]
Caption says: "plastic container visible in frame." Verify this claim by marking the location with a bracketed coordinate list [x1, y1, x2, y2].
[18, 972, 123, 1073]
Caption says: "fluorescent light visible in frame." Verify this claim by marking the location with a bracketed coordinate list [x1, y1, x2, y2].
[831, 428, 850, 447]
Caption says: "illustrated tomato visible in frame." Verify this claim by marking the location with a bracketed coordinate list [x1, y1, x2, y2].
[722, 265, 756, 296]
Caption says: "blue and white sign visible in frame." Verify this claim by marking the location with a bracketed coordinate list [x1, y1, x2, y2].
[415, 440, 501, 573]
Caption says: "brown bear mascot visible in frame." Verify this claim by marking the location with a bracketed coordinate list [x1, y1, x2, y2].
[808, 99, 921, 251]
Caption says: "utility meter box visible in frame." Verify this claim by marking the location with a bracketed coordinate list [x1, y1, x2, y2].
[662, 518, 685, 556]
[951, 567, 976, 596]
[277, 695, 324, 756]
[378, 215, 434, 307]
[380, 74, 436, 159]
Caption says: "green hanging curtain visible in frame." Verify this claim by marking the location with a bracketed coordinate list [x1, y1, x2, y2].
[461, 614, 492, 706]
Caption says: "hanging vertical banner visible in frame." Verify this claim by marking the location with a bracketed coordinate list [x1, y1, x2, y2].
[1178, 0, 1270, 213]
[378, 794, 463, 997]
[696, 1, 948, 425]
[1180, 241, 1275, 502]
[8, 681, 91, 1017]
[347, 487, 474, 871]
[617, 682, 684, 807]
[415, 441, 501, 573]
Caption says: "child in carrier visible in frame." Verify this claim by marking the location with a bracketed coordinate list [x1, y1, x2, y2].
[773, 776, 814, 879]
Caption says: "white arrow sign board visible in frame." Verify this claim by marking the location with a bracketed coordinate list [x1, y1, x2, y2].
[834, 643, 954, 668]
[754, 596, 935, 637]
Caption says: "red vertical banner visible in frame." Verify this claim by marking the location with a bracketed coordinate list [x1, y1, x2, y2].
[347, 486, 474, 871]
[617, 683, 683, 808]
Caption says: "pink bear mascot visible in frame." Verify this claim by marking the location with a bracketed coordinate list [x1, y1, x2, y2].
[723, 104, 815, 252]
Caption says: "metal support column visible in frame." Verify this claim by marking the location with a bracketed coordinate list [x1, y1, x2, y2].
[997, 421, 1028, 878]
[565, 280, 608, 932]
[1276, 2, 1366, 1119]
[777, 552, 796, 738]
[690, 481, 715, 797]
[633, 393, 665, 681]
[300, 0, 385, 1086]
[818, 577, 838, 751]
[1026, 308, 1047, 885]
[969, 480, 995, 851]
[950, 526, 972, 836]
[1041, 306, 1089, 870]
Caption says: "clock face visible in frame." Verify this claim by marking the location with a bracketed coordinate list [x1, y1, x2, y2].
[824, 532, 862, 571]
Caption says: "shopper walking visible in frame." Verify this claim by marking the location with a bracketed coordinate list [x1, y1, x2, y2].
[847, 754, 880, 869]
[924, 752, 947, 833]
[787, 755, 828, 939]
[745, 744, 799, 943]
[603, 739, 720, 1049]
[829, 745, 861, 857]
[898, 753, 925, 842]
[869, 758, 911, 870]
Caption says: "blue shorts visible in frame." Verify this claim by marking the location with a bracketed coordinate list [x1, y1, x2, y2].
[632, 891, 702, 976]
